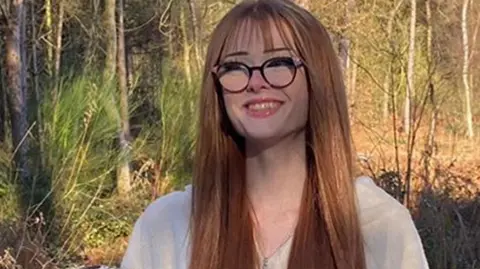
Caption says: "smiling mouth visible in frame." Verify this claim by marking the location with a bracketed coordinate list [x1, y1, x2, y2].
[244, 101, 283, 118]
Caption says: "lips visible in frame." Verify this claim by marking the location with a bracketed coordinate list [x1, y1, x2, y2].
[243, 98, 284, 118]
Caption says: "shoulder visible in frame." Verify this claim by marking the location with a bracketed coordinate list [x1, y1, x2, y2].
[141, 184, 193, 226]
[121, 185, 192, 269]
[354, 176, 429, 269]
[354, 176, 409, 226]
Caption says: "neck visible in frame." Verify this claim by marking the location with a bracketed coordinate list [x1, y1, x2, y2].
[245, 130, 307, 214]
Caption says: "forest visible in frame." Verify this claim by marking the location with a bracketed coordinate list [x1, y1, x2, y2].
[0, 0, 479, 268]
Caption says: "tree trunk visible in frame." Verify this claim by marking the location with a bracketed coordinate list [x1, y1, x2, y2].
[383, 0, 403, 122]
[187, 0, 202, 71]
[462, 0, 474, 138]
[31, 0, 45, 168]
[44, 0, 53, 75]
[180, 5, 192, 86]
[103, 0, 117, 81]
[126, 40, 133, 89]
[424, 0, 438, 186]
[349, 55, 357, 112]
[403, 0, 417, 208]
[338, 0, 354, 77]
[425, 0, 432, 66]
[54, 0, 64, 82]
[404, 0, 416, 136]
[50, 0, 64, 105]
[338, 36, 349, 76]
[342, 0, 356, 113]
[4, 0, 31, 181]
[116, 0, 131, 194]
[0, 72, 6, 144]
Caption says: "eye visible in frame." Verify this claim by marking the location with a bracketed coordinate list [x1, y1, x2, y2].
[217, 62, 248, 76]
[265, 57, 296, 69]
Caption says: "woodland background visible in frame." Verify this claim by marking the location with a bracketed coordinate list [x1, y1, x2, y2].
[0, 0, 479, 268]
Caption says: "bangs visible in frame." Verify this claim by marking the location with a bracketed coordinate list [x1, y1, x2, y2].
[220, 14, 300, 60]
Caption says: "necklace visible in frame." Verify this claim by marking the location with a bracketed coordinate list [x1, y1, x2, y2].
[257, 234, 293, 269]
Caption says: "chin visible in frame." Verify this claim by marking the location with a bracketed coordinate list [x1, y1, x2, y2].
[231, 115, 306, 144]
[242, 128, 289, 144]
[242, 124, 306, 145]
[244, 133, 280, 142]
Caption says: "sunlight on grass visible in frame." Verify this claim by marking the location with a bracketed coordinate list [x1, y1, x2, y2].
[0, 68, 201, 266]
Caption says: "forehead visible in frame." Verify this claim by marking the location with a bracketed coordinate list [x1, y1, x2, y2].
[221, 17, 296, 58]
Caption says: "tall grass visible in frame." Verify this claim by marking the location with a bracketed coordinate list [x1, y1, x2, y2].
[0, 66, 199, 267]
[38, 72, 128, 261]
[133, 66, 199, 189]
[0, 148, 17, 221]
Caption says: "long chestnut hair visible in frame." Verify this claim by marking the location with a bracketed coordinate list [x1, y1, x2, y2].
[189, 1, 366, 269]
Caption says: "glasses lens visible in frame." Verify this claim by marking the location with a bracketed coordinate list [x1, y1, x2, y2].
[264, 57, 297, 87]
[217, 63, 249, 92]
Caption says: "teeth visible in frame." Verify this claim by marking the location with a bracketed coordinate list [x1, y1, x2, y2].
[248, 102, 280, 111]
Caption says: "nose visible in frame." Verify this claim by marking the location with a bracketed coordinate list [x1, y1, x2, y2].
[247, 69, 269, 92]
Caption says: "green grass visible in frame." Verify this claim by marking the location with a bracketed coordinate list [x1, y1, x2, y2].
[0, 66, 200, 266]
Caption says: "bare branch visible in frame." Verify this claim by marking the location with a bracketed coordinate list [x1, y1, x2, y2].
[0, 2, 10, 25]
[158, 0, 174, 29]
[125, 14, 157, 33]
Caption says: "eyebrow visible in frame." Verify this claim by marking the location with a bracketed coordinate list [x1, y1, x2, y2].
[223, 47, 292, 58]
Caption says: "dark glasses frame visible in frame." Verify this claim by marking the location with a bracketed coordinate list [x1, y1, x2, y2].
[211, 56, 304, 93]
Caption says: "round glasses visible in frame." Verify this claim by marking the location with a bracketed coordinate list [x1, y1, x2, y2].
[213, 56, 304, 93]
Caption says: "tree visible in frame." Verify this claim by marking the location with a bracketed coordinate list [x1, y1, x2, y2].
[423, 0, 438, 185]
[31, 0, 44, 167]
[345, 0, 357, 109]
[116, 0, 132, 194]
[180, 3, 192, 86]
[187, 0, 202, 70]
[0, 62, 6, 143]
[462, 0, 474, 138]
[338, 0, 354, 75]
[102, 0, 132, 194]
[2, 0, 31, 182]
[54, 0, 64, 85]
[382, 0, 403, 121]
[44, 0, 53, 75]
[103, 0, 117, 81]
[404, 0, 416, 136]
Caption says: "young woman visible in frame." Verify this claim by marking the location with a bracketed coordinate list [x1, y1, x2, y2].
[121, 1, 429, 269]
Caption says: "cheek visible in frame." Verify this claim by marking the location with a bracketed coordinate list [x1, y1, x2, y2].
[222, 94, 249, 136]
[288, 75, 309, 117]
[223, 94, 241, 122]
[223, 95, 234, 114]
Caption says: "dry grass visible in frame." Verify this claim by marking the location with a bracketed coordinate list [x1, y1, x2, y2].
[352, 118, 480, 269]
